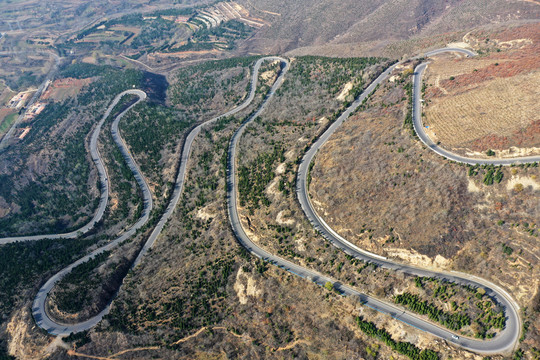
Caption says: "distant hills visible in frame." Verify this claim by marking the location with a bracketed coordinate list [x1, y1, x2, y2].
[237, 0, 540, 56]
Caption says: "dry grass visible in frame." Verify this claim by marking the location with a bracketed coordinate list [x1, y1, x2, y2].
[424, 69, 540, 148]
[307, 69, 540, 354]
[425, 57, 504, 82]
[420, 23, 540, 153]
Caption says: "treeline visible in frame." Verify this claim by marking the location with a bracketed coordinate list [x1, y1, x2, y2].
[394, 292, 471, 331]
[355, 316, 439, 360]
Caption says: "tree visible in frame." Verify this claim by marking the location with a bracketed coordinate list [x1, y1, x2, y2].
[324, 281, 334, 291]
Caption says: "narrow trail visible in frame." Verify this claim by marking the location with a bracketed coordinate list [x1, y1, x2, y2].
[67, 326, 307, 359]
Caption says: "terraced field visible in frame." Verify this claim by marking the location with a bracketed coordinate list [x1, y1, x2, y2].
[424, 70, 540, 150]
[422, 35, 540, 156]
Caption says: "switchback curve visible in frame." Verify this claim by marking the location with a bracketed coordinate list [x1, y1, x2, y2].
[22, 49, 527, 354]
[32, 56, 286, 335]
[295, 48, 522, 354]
[33, 90, 153, 335]
[412, 53, 540, 165]
[0, 89, 143, 244]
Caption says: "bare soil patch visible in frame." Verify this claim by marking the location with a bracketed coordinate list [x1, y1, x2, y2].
[41, 77, 93, 102]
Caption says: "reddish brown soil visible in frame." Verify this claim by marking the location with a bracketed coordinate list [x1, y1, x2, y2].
[439, 23, 540, 91]
[471, 120, 540, 151]
[440, 54, 538, 90]
[491, 22, 540, 42]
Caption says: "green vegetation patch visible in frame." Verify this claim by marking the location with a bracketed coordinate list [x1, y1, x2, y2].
[54, 251, 111, 314]
[169, 56, 258, 111]
[355, 316, 439, 360]
[410, 277, 506, 338]
[0, 238, 97, 320]
[120, 103, 192, 186]
[394, 292, 471, 331]
[0, 63, 143, 236]
[0, 112, 17, 134]
[467, 164, 504, 186]
[238, 145, 285, 214]
[283, 56, 381, 96]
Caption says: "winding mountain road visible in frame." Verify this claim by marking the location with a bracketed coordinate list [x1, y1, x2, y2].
[31, 56, 285, 335]
[9, 48, 530, 354]
[32, 90, 154, 335]
[295, 48, 525, 354]
[133, 56, 288, 267]
[414, 48, 540, 165]
[0, 90, 145, 245]
[228, 50, 523, 355]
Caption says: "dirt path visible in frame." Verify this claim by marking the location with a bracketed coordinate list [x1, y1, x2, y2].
[275, 339, 311, 351]
[68, 326, 308, 358]
[68, 346, 160, 360]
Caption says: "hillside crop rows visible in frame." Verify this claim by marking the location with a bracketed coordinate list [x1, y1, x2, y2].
[424, 69, 539, 152]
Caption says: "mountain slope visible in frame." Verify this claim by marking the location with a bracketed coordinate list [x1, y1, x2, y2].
[238, 0, 539, 56]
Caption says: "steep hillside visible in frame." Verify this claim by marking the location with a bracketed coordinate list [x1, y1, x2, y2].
[237, 0, 540, 57]
[422, 23, 540, 156]
[308, 25, 539, 360]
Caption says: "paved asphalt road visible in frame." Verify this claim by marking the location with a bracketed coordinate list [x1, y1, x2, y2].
[294, 49, 523, 354]
[132, 56, 288, 267]
[10, 49, 531, 352]
[227, 57, 520, 355]
[32, 57, 284, 335]
[0, 90, 146, 244]
[413, 55, 540, 165]
[32, 90, 154, 335]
